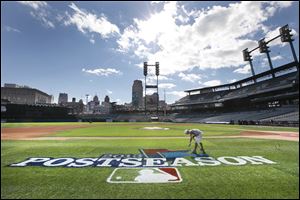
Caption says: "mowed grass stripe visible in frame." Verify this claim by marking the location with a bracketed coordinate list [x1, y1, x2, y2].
[2, 122, 299, 132]
[50, 123, 298, 137]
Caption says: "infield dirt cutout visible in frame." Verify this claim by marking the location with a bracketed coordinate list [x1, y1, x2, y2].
[1, 125, 299, 141]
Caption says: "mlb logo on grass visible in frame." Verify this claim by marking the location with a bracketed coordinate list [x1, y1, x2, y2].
[107, 167, 182, 183]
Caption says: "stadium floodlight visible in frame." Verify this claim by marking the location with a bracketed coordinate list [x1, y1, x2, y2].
[258, 39, 269, 53]
[243, 48, 252, 61]
[279, 24, 298, 64]
[143, 62, 148, 76]
[242, 48, 256, 81]
[258, 38, 274, 77]
[143, 61, 160, 117]
[155, 62, 159, 76]
[279, 24, 293, 43]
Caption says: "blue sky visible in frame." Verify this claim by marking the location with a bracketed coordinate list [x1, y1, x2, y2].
[1, 1, 299, 104]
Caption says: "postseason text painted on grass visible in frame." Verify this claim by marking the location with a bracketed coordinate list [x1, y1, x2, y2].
[10, 156, 276, 168]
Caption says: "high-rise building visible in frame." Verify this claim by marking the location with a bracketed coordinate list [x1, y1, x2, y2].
[132, 80, 143, 108]
[146, 92, 159, 106]
[104, 95, 110, 103]
[1, 84, 52, 104]
[58, 93, 68, 105]
[93, 95, 100, 106]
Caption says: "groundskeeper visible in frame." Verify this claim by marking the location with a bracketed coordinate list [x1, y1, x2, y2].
[184, 129, 206, 155]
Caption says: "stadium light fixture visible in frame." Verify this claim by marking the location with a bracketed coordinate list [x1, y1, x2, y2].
[243, 48, 252, 62]
[143, 62, 148, 76]
[243, 24, 299, 80]
[143, 61, 160, 117]
[279, 24, 298, 65]
[279, 24, 293, 43]
[258, 39, 269, 53]
[258, 38, 275, 78]
[155, 62, 159, 76]
[243, 48, 256, 81]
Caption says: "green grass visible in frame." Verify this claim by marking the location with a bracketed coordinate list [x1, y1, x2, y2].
[1, 122, 299, 199]
[1, 138, 299, 199]
[52, 123, 245, 137]
[2, 122, 298, 138]
[52, 123, 299, 137]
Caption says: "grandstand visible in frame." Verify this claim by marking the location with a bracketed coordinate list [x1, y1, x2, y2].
[261, 111, 299, 122]
[171, 61, 299, 126]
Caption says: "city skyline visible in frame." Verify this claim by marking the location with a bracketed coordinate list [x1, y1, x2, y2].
[1, 1, 299, 104]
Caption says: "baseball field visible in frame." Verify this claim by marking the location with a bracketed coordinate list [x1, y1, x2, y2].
[1, 122, 299, 199]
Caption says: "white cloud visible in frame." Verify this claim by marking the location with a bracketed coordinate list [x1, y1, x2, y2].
[167, 91, 186, 98]
[203, 80, 221, 87]
[228, 79, 237, 83]
[146, 89, 157, 95]
[18, 1, 47, 10]
[233, 65, 251, 74]
[106, 89, 113, 94]
[117, 1, 295, 75]
[115, 99, 124, 104]
[263, 55, 283, 62]
[18, 1, 55, 28]
[159, 83, 176, 89]
[4, 26, 21, 33]
[65, 3, 120, 39]
[147, 75, 170, 82]
[89, 38, 95, 44]
[178, 72, 201, 82]
[30, 11, 55, 28]
[271, 55, 283, 61]
[82, 68, 122, 76]
[150, 1, 163, 5]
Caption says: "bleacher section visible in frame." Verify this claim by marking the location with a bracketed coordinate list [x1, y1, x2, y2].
[261, 111, 299, 122]
[172, 105, 298, 125]
[174, 70, 298, 107]
[170, 61, 299, 126]
[222, 72, 297, 101]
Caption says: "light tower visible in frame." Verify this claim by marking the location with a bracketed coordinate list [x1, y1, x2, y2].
[279, 24, 298, 66]
[242, 24, 299, 81]
[258, 38, 275, 78]
[143, 61, 160, 117]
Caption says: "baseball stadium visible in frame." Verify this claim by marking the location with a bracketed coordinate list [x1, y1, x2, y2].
[1, 1, 299, 199]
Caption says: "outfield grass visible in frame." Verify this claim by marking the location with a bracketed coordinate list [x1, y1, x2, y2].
[52, 123, 244, 137]
[53, 123, 299, 137]
[2, 122, 299, 132]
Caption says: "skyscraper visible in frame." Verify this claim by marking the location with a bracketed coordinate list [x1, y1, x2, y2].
[104, 95, 110, 103]
[132, 80, 143, 108]
[93, 95, 99, 106]
[58, 93, 68, 105]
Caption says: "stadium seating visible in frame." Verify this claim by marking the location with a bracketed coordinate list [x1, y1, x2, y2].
[261, 111, 299, 122]
[171, 105, 299, 124]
